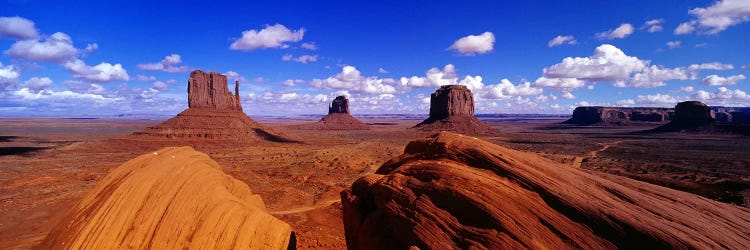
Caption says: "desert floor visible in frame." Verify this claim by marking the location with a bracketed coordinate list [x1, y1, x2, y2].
[1, 116, 749, 249]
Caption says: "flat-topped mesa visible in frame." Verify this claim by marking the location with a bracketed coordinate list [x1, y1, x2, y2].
[564, 106, 674, 125]
[328, 96, 350, 114]
[187, 70, 242, 111]
[413, 85, 493, 135]
[429, 85, 474, 119]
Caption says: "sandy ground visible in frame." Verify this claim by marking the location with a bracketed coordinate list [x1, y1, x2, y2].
[1, 116, 749, 249]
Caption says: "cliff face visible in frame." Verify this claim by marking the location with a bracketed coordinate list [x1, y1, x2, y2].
[564, 107, 674, 125]
[188, 70, 242, 111]
[414, 85, 493, 135]
[341, 132, 750, 249]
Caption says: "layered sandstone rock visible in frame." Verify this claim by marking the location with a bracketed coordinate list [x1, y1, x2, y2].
[133, 70, 295, 142]
[342, 132, 750, 249]
[188, 70, 242, 111]
[563, 106, 673, 125]
[413, 85, 493, 135]
[40, 147, 295, 250]
[303, 96, 369, 130]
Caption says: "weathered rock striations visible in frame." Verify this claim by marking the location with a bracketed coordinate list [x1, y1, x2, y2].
[341, 132, 750, 249]
[133, 70, 295, 142]
[563, 106, 674, 125]
[188, 70, 242, 111]
[40, 146, 295, 250]
[328, 95, 350, 114]
[413, 85, 493, 135]
[303, 96, 369, 130]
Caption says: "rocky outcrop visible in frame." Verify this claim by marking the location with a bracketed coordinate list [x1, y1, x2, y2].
[413, 85, 493, 135]
[133, 70, 296, 142]
[40, 147, 295, 249]
[328, 96, 350, 114]
[654, 101, 715, 132]
[302, 96, 369, 130]
[563, 107, 673, 125]
[188, 70, 242, 111]
[341, 132, 750, 249]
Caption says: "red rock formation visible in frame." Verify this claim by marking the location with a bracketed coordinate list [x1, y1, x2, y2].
[303, 96, 369, 130]
[413, 85, 493, 135]
[341, 132, 750, 249]
[40, 146, 295, 249]
[132, 70, 296, 142]
[188, 70, 242, 111]
[329, 96, 350, 114]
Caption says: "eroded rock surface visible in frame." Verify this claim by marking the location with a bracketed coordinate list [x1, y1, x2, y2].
[341, 132, 750, 249]
[40, 147, 295, 250]
[413, 85, 493, 135]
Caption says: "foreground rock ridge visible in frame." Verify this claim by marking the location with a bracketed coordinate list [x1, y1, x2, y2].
[133, 70, 295, 141]
[413, 85, 493, 135]
[305, 96, 369, 130]
[341, 132, 750, 249]
[40, 146, 295, 249]
[188, 70, 242, 111]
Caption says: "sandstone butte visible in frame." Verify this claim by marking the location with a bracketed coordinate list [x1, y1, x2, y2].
[563, 106, 674, 125]
[133, 70, 294, 142]
[39, 146, 295, 250]
[341, 132, 750, 249]
[304, 96, 370, 130]
[413, 85, 494, 135]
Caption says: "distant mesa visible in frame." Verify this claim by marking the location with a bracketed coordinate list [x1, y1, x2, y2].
[133, 70, 296, 142]
[413, 85, 494, 135]
[563, 106, 673, 126]
[302, 96, 370, 130]
[41, 146, 295, 249]
[341, 132, 750, 249]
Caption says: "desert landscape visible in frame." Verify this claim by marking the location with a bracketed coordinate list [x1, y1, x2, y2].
[2, 1, 750, 249]
[1, 71, 750, 248]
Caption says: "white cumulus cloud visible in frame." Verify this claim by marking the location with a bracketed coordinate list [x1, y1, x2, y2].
[675, 0, 750, 34]
[642, 19, 664, 32]
[0, 16, 39, 40]
[0, 62, 21, 90]
[22, 77, 53, 93]
[596, 23, 634, 39]
[548, 35, 577, 47]
[137, 54, 190, 73]
[63, 58, 130, 83]
[5, 32, 79, 62]
[229, 24, 305, 51]
[448, 32, 495, 55]
[702, 74, 746, 86]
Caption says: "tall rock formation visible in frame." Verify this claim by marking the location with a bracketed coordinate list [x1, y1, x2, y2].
[653, 101, 716, 132]
[328, 95, 350, 114]
[413, 85, 493, 135]
[133, 70, 295, 142]
[40, 147, 295, 249]
[303, 96, 369, 130]
[341, 132, 750, 249]
[187, 70, 242, 111]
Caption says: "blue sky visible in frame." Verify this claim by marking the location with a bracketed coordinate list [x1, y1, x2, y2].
[0, 0, 748, 116]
